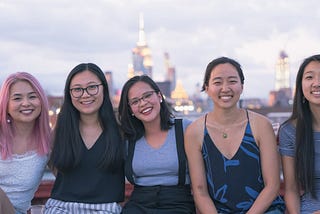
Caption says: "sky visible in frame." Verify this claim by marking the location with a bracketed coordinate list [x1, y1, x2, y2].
[0, 0, 319, 100]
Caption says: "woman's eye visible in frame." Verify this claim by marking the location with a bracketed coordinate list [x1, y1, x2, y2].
[130, 100, 139, 105]
[143, 93, 152, 99]
[12, 97, 21, 101]
[73, 88, 82, 92]
[88, 85, 97, 90]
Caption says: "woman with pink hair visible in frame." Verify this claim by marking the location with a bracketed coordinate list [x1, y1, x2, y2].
[0, 72, 51, 214]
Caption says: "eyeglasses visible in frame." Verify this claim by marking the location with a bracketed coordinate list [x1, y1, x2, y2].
[128, 91, 156, 107]
[70, 84, 103, 98]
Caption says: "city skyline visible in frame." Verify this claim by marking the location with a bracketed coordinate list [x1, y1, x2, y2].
[0, 0, 319, 99]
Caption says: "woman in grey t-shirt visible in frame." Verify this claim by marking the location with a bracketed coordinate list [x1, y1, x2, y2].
[279, 54, 320, 213]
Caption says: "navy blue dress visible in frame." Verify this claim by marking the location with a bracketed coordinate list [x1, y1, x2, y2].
[202, 113, 284, 213]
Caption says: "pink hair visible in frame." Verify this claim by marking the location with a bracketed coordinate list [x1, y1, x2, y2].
[0, 72, 51, 159]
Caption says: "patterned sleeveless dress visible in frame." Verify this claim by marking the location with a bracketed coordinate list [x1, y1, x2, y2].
[202, 113, 284, 213]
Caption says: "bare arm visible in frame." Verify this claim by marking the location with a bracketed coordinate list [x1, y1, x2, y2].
[0, 187, 15, 214]
[281, 155, 300, 214]
[185, 118, 218, 214]
[247, 112, 282, 214]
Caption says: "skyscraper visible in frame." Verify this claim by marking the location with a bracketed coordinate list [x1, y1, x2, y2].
[275, 50, 290, 90]
[269, 50, 292, 106]
[131, 13, 153, 78]
[164, 52, 176, 92]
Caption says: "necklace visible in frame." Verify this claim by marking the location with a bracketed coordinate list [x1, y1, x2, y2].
[207, 111, 245, 140]
[222, 132, 228, 139]
[209, 123, 229, 139]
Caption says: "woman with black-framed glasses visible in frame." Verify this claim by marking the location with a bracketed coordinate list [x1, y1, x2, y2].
[118, 75, 195, 213]
[44, 63, 124, 214]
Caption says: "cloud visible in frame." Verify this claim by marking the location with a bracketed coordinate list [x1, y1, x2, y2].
[0, 0, 319, 100]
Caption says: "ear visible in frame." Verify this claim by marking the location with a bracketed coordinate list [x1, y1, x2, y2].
[157, 92, 162, 100]
[205, 85, 209, 93]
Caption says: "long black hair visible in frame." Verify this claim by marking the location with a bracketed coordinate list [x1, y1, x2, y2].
[286, 54, 320, 198]
[49, 63, 123, 172]
[118, 75, 174, 142]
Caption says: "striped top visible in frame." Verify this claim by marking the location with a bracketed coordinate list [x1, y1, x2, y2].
[279, 122, 320, 213]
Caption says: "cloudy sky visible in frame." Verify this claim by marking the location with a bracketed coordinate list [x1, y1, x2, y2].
[0, 0, 319, 100]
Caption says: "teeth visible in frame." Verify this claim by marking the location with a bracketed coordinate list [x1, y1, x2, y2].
[81, 101, 93, 104]
[220, 95, 232, 100]
[142, 107, 152, 113]
[312, 91, 320, 95]
[21, 110, 32, 114]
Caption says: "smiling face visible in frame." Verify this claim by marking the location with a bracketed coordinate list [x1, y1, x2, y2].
[128, 81, 162, 124]
[205, 63, 243, 109]
[7, 80, 41, 126]
[69, 70, 104, 117]
[302, 60, 320, 107]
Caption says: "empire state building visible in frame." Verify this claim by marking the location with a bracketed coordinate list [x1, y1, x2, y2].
[130, 13, 153, 78]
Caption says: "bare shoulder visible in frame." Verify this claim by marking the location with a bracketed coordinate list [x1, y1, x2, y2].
[186, 115, 206, 134]
[247, 110, 274, 144]
[247, 110, 271, 126]
[185, 114, 206, 144]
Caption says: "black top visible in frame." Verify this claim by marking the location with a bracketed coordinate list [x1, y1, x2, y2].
[51, 132, 124, 203]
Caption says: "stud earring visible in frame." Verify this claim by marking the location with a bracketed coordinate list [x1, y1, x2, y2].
[131, 113, 135, 117]
[160, 99, 163, 103]
[7, 119, 11, 123]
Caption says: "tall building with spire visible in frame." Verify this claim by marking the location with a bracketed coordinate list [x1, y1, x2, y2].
[275, 50, 290, 90]
[269, 50, 292, 107]
[131, 13, 153, 78]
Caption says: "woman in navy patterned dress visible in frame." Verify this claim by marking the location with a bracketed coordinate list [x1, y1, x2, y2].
[185, 57, 285, 213]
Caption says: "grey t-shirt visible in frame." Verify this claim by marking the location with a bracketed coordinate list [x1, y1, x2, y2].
[132, 119, 191, 186]
[279, 122, 320, 213]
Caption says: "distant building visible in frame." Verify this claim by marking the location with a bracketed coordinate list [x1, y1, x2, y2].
[269, 50, 293, 107]
[130, 13, 153, 78]
[239, 98, 266, 109]
[155, 81, 171, 99]
[170, 80, 194, 114]
[164, 52, 176, 92]
[275, 50, 290, 90]
[128, 14, 194, 116]
[104, 71, 113, 95]
[104, 71, 117, 107]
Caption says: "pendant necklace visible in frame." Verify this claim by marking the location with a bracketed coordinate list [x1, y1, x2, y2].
[222, 132, 228, 139]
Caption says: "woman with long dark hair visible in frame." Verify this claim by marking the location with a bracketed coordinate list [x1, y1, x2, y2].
[279, 54, 320, 213]
[118, 75, 195, 213]
[44, 63, 124, 213]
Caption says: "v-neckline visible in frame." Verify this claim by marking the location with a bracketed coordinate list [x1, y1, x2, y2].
[205, 122, 248, 160]
[81, 132, 103, 150]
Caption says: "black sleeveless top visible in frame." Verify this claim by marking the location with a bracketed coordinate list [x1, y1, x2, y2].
[202, 111, 284, 213]
[51, 132, 125, 203]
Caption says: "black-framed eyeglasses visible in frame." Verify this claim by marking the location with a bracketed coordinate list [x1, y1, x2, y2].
[70, 84, 103, 98]
[128, 91, 156, 107]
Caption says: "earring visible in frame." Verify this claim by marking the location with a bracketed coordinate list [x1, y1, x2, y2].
[131, 113, 135, 117]
[6, 118, 11, 123]
[160, 99, 163, 103]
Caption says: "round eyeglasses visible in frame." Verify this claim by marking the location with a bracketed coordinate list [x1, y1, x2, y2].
[70, 84, 103, 98]
[128, 91, 156, 107]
